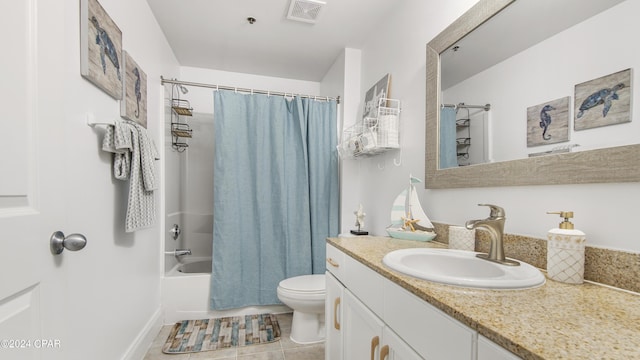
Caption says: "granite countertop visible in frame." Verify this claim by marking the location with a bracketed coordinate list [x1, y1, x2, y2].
[327, 236, 640, 360]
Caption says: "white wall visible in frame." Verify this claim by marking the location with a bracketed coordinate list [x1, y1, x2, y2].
[320, 49, 363, 232]
[345, 0, 639, 253]
[61, 0, 179, 358]
[164, 83, 183, 272]
[166, 109, 215, 260]
[341, 0, 477, 235]
[445, 1, 639, 161]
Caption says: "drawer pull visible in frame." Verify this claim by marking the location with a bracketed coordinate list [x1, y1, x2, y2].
[326, 257, 340, 268]
[370, 336, 379, 360]
[380, 345, 390, 360]
[333, 297, 341, 330]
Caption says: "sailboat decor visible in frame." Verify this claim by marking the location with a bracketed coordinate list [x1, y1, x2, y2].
[386, 175, 437, 241]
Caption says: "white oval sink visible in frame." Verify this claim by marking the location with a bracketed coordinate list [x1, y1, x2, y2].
[382, 248, 545, 289]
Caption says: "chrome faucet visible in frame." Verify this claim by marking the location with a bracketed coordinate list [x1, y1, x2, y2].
[465, 204, 519, 266]
[174, 249, 192, 256]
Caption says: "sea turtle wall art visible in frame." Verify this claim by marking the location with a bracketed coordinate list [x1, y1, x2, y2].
[80, 0, 123, 100]
[120, 51, 147, 127]
[526, 97, 570, 147]
[574, 68, 631, 131]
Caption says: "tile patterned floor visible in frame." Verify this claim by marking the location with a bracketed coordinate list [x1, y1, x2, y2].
[143, 313, 324, 360]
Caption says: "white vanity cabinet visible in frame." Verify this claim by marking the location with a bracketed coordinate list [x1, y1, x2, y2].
[383, 280, 476, 359]
[325, 244, 345, 360]
[343, 289, 422, 360]
[342, 289, 385, 359]
[326, 243, 525, 359]
[382, 325, 426, 360]
[325, 272, 343, 360]
[326, 244, 474, 360]
[326, 244, 420, 359]
[477, 335, 522, 360]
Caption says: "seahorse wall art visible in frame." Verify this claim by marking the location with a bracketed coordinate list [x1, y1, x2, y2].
[574, 68, 632, 131]
[80, 0, 123, 100]
[526, 97, 570, 147]
[120, 51, 147, 127]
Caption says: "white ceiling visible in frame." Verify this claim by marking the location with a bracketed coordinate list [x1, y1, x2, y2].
[146, 0, 401, 81]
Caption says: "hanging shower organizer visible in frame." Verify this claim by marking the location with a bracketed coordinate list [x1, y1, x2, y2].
[170, 94, 193, 152]
[443, 102, 490, 166]
[338, 98, 401, 159]
[456, 106, 471, 166]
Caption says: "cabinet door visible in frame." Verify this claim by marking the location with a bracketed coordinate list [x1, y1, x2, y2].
[477, 335, 521, 360]
[343, 290, 385, 360]
[384, 280, 475, 360]
[382, 327, 424, 360]
[326, 272, 344, 360]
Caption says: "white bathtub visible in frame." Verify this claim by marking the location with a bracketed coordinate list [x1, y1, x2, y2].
[177, 258, 212, 274]
[162, 256, 290, 324]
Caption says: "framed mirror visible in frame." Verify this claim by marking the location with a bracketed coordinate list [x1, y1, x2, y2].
[425, 0, 640, 189]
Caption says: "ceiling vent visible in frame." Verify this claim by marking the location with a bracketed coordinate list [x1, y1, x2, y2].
[286, 0, 326, 24]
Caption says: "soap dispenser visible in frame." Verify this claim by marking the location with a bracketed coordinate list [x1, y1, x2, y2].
[546, 211, 586, 284]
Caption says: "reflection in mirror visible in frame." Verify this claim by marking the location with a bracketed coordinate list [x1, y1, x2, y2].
[425, 0, 640, 188]
[439, 103, 490, 168]
[438, 0, 632, 168]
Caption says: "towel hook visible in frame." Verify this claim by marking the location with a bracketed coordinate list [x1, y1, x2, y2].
[393, 151, 402, 166]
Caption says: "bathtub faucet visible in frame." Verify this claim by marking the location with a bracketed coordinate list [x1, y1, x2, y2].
[173, 249, 192, 256]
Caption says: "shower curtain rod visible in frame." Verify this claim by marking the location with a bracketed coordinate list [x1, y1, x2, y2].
[441, 103, 491, 111]
[161, 76, 340, 104]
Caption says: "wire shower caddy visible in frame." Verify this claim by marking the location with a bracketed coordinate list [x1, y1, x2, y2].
[338, 98, 400, 159]
[170, 88, 193, 152]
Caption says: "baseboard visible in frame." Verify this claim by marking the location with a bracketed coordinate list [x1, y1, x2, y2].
[121, 306, 163, 360]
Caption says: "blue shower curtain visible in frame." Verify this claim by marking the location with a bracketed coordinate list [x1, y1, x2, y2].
[439, 107, 458, 169]
[211, 90, 339, 310]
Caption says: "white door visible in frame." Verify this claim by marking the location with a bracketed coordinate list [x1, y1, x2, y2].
[0, 0, 71, 359]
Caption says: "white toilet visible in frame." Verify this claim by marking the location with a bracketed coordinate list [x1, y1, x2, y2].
[277, 274, 326, 344]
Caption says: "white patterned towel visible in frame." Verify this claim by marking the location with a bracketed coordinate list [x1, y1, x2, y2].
[102, 118, 131, 179]
[102, 119, 159, 232]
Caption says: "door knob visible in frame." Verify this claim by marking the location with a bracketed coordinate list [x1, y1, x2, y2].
[50, 231, 87, 255]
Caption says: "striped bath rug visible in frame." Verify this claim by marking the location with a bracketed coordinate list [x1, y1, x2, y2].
[162, 313, 281, 354]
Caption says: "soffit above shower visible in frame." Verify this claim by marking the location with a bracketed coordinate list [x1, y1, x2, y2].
[145, 0, 402, 81]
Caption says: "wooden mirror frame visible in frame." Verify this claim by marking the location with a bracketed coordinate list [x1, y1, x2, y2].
[425, 0, 640, 189]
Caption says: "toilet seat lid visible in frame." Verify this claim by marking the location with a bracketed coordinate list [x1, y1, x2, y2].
[279, 275, 325, 293]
